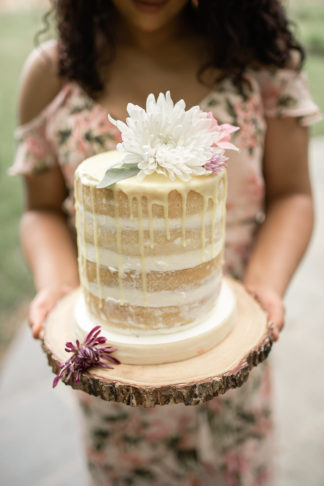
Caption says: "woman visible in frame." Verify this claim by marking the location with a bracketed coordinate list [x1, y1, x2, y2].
[11, 0, 321, 484]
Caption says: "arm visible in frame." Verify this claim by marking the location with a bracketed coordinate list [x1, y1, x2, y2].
[22, 170, 80, 338]
[244, 117, 314, 339]
[18, 42, 79, 338]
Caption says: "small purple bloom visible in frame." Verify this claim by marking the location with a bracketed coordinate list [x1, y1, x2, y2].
[53, 326, 120, 388]
[204, 153, 227, 174]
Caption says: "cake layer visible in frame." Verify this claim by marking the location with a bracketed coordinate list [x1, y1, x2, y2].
[75, 152, 226, 217]
[74, 279, 236, 364]
[76, 182, 224, 219]
[85, 276, 219, 307]
[80, 240, 223, 272]
[80, 255, 223, 329]
[79, 239, 223, 273]
[77, 212, 223, 254]
[83, 254, 222, 291]
[84, 274, 222, 331]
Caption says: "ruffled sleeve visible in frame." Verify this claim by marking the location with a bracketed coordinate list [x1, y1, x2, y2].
[9, 110, 57, 176]
[253, 68, 322, 126]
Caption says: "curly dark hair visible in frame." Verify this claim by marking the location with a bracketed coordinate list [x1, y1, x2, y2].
[39, 0, 305, 94]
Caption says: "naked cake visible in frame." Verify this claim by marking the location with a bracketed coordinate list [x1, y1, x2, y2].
[74, 92, 238, 364]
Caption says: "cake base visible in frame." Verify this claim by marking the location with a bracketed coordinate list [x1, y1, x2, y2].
[74, 280, 236, 365]
[41, 277, 273, 407]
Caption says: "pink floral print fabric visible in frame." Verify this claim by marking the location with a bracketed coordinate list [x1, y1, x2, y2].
[11, 68, 321, 485]
[77, 362, 273, 486]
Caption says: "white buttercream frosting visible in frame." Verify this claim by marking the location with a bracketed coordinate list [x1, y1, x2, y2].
[76, 151, 224, 192]
[85, 273, 221, 307]
[79, 240, 223, 273]
[77, 204, 223, 231]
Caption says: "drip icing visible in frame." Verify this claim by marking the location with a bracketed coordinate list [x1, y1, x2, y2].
[221, 176, 227, 264]
[211, 198, 216, 256]
[163, 198, 170, 240]
[113, 188, 125, 304]
[90, 185, 103, 308]
[136, 196, 148, 305]
[129, 195, 134, 219]
[73, 179, 82, 281]
[181, 191, 187, 247]
[80, 182, 89, 303]
[201, 195, 208, 262]
[147, 200, 154, 249]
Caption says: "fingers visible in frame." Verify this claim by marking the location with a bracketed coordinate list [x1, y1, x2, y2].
[270, 322, 279, 342]
[268, 300, 285, 342]
[28, 285, 75, 339]
[29, 290, 59, 339]
[245, 284, 285, 341]
[29, 294, 51, 339]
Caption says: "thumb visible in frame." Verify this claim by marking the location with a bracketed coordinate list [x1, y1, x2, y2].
[29, 293, 57, 339]
[29, 299, 51, 339]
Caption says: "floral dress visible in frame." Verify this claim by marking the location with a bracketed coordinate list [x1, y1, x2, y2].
[10, 68, 321, 486]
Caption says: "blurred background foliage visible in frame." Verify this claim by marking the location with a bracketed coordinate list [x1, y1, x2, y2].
[0, 1, 323, 356]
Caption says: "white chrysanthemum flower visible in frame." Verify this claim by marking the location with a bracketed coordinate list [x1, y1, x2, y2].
[108, 91, 230, 181]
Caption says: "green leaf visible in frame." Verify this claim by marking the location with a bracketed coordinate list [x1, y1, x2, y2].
[97, 162, 140, 188]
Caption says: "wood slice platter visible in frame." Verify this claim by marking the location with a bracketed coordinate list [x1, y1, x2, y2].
[41, 277, 273, 407]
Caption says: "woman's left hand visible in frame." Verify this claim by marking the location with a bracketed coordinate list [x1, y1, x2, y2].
[244, 284, 285, 341]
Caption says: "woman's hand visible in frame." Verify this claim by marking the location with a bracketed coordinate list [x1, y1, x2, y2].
[29, 284, 75, 339]
[244, 284, 285, 341]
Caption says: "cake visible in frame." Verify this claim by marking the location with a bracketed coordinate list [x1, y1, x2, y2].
[74, 92, 238, 365]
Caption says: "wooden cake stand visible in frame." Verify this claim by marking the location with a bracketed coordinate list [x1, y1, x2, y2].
[41, 278, 273, 407]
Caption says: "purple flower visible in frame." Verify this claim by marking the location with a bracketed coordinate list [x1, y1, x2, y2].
[204, 153, 227, 174]
[53, 326, 120, 388]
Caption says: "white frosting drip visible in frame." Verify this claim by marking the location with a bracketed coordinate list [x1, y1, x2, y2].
[75, 279, 237, 365]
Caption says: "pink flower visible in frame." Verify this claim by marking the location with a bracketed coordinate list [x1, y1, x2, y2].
[25, 136, 47, 159]
[200, 111, 239, 152]
[233, 96, 263, 153]
[69, 128, 92, 156]
[204, 153, 227, 174]
[144, 421, 173, 442]
[200, 110, 219, 130]
[224, 450, 250, 485]
[216, 123, 240, 150]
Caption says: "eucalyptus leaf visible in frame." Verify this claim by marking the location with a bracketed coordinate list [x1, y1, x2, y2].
[97, 163, 140, 188]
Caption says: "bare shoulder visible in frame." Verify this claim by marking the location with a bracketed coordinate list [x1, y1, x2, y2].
[18, 39, 64, 125]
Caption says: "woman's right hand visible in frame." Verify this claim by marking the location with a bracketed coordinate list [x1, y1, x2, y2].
[29, 284, 75, 339]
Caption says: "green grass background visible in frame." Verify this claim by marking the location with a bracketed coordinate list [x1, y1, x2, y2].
[0, 10, 42, 316]
[0, 3, 323, 321]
